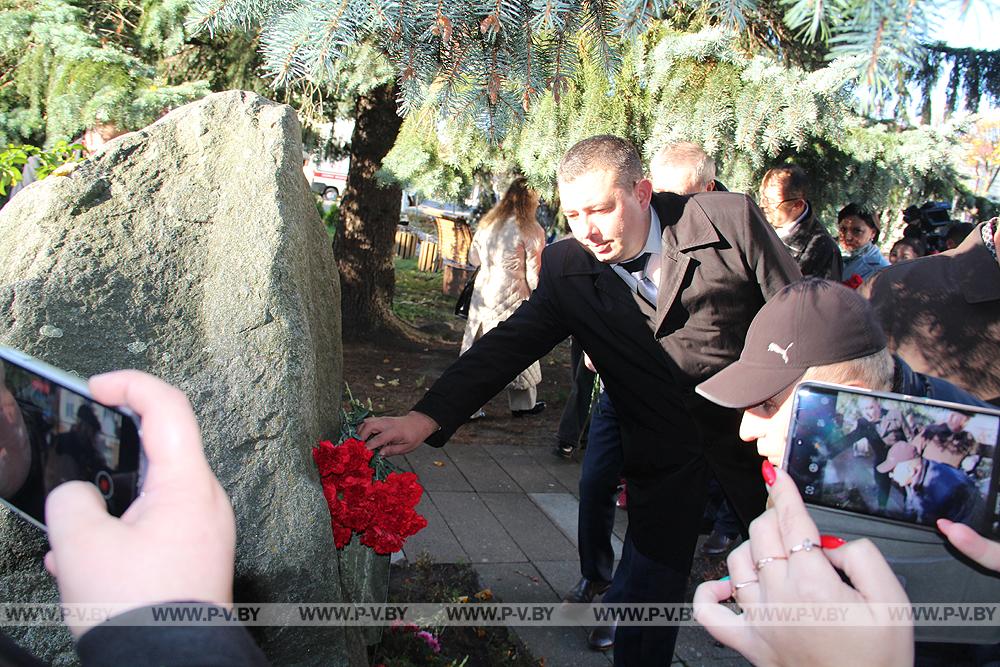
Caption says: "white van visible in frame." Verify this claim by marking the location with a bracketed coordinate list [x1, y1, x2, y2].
[303, 156, 350, 201]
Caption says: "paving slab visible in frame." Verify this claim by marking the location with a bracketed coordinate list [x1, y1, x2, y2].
[673, 625, 750, 666]
[524, 448, 585, 496]
[404, 446, 473, 492]
[473, 562, 613, 666]
[401, 494, 468, 564]
[473, 562, 558, 603]
[533, 560, 585, 602]
[485, 444, 572, 493]
[481, 492, 579, 562]
[530, 493, 625, 562]
[446, 444, 520, 493]
[430, 491, 527, 563]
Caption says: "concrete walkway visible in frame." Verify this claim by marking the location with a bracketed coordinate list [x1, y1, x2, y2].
[396, 439, 751, 667]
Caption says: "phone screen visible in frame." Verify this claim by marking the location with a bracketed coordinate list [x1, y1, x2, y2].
[786, 384, 1000, 538]
[0, 355, 141, 528]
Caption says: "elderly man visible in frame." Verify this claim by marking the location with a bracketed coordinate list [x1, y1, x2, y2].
[360, 134, 800, 664]
[758, 164, 842, 280]
[649, 141, 718, 194]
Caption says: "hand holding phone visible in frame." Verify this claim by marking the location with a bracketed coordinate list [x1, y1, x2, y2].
[44, 371, 236, 638]
[694, 465, 913, 667]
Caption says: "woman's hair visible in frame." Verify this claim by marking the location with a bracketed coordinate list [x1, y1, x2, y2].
[838, 203, 880, 243]
[479, 176, 539, 234]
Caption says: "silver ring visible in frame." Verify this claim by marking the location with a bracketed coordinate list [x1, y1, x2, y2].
[754, 555, 788, 571]
[789, 538, 817, 555]
[732, 579, 758, 591]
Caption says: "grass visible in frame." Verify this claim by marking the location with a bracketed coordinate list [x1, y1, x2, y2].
[392, 257, 460, 327]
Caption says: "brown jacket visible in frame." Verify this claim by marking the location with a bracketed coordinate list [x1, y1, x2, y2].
[861, 222, 1000, 405]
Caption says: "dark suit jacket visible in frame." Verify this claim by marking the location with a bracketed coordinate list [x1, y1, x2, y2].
[414, 191, 802, 566]
[782, 203, 843, 281]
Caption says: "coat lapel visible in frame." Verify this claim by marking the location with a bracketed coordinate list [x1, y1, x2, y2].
[651, 194, 721, 337]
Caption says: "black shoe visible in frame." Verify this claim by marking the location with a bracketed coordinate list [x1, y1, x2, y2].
[511, 400, 546, 418]
[562, 577, 611, 604]
[553, 441, 575, 459]
[588, 623, 616, 651]
[700, 529, 740, 556]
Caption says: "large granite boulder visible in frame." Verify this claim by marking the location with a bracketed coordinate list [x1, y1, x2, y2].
[0, 91, 375, 666]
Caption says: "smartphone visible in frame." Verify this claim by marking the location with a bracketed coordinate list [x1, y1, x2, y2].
[0, 345, 143, 529]
[784, 382, 1000, 538]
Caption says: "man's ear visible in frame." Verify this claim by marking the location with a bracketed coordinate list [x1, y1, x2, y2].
[705, 180, 716, 192]
[634, 178, 653, 208]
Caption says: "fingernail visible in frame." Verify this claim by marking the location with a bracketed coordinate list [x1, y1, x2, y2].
[719, 575, 730, 582]
[820, 534, 846, 550]
[762, 460, 776, 486]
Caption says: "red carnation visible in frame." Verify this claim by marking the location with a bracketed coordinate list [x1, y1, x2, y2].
[843, 273, 863, 290]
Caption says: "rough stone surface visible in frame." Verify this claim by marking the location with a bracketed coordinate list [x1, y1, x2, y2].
[0, 91, 374, 666]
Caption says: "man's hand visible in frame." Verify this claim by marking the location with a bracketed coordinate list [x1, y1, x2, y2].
[357, 411, 440, 457]
[44, 371, 236, 638]
[938, 518, 1000, 572]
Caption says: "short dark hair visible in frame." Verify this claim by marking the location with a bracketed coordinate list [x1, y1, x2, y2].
[838, 203, 880, 242]
[947, 222, 975, 247]
[891, 237, 926, 257]
[761, 164, 809, 200]
[558, 135, 644, 189]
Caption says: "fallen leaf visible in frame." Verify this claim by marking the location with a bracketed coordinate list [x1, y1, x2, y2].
[514, 569, 540, 583]
[415, 375, 426, 388]
[455, 595, 470, 604]
[388, 378, 400, 386]
[432, 461, 446, 467]
[375, 374, 385, 380]
[374, 382, 386, 388]
[475, 627, 486, 639]
[392, 367, 401, 371]
[474, 589, 493, 601]
[383, 358, 391, 363]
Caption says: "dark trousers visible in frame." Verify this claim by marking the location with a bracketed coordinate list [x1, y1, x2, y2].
[578, 390, 623, 584]
[557, 338, 597, 448]
[605, 528, 688, 666]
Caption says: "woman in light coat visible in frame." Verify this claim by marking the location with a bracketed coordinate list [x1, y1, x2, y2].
[461, 177, 547, 417]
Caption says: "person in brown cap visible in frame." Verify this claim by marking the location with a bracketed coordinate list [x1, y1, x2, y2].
[695, 278, 991, 469]
[876, 441, 982, 526]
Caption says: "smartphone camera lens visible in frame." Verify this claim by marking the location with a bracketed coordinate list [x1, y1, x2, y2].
[94, 471, 114, 499]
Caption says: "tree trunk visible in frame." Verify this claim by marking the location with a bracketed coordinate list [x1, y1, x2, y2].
[335, 82, 406, 341]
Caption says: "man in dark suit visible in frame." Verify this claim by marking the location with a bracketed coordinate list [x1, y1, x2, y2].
[360, 135, 801, 665]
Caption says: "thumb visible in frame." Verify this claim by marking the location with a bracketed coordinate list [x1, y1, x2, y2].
[822, 538, 909, 604]
[46, 481, 115, 559]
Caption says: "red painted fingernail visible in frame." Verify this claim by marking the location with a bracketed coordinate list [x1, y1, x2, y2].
[762, 460, 777, 486]
[820, 535, 846, 550]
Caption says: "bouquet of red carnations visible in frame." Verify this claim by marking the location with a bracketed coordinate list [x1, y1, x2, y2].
[313, 388, 427, 554]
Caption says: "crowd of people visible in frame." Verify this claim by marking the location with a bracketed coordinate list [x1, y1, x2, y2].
[1, 133, 998, 667]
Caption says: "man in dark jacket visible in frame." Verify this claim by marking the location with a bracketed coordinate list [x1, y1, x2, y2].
[759, 164, 843, 281]
[360, 134, 802, 665]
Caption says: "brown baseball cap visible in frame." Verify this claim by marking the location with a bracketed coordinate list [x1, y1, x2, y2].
[876, 442, 919, 473]
[696, 279, 888, 409]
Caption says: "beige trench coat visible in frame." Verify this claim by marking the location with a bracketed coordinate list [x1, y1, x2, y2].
[460, 216, 546, 391]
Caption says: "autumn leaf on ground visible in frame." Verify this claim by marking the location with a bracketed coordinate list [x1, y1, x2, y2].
[474, 589, 493, 601]
[433, 460, 446, 467]
[388, 378, 400, 386]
